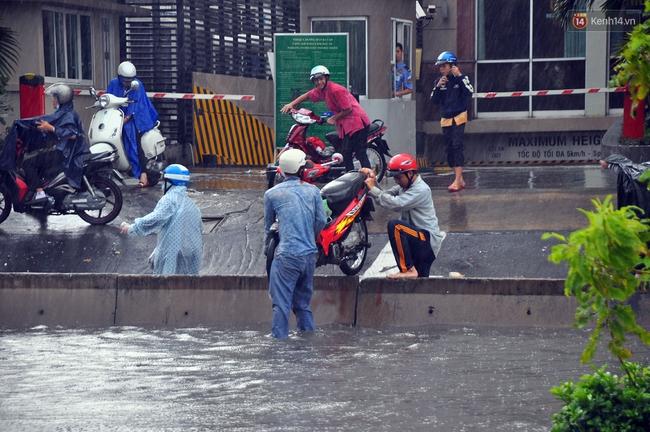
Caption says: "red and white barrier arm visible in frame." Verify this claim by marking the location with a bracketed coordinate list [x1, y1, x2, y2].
[474, 87, 626, 98]
[74, 90, 255, 100]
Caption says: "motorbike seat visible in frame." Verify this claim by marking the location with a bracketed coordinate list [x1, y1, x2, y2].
[367, 121, 382, 135]
[326, 121, 382, 145]
[320, 172, 365, 215]
[85, 151, 112, 162]
[325, 131, 340, 145]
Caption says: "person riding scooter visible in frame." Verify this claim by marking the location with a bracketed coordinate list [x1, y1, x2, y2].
[106, 61, 159, 188]
[0, 83, 89, 202]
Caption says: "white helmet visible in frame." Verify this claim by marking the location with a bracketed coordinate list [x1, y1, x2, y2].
[310, 65, 330, 82]
[45, 83, 74, 105]
[117, 61, 137, 79]
[279, 149, 311, 175]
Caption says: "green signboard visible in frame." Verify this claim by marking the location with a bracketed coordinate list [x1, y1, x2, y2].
[274, 33, 348, 148]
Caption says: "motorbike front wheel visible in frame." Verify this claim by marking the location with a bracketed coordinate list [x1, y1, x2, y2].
[354, 146, 386, 182]
[339, 217, 368, 276]
[0, 184, 12, 225]
[77, 177, 123, 225]
[265, 235, 279, 279]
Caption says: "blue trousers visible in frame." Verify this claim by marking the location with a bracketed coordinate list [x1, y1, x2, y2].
[268, 253, 317, 338]
[387, 220, 436, 277]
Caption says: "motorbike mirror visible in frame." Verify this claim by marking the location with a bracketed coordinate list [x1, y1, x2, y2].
[130, 80, 140, 91]
[331, 153, 343, 164]
[89, 87, 97, 99]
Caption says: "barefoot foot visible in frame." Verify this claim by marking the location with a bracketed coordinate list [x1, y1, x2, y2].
[387, 267, 419, 279]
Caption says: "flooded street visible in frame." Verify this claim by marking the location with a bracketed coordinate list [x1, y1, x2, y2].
[2, 324, 648, 431]
[0, 164, 640, 431]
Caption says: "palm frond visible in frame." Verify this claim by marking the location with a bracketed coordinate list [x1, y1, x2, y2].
[0, 26, 20, 79]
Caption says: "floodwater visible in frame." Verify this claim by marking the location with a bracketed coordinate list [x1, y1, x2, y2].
[2, 324, 648, 431]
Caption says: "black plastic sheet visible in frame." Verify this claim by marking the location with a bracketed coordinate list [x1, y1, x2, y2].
[604, 154, 650, 218]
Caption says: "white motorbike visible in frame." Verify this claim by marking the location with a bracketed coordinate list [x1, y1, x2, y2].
[87, 83, 166, 186]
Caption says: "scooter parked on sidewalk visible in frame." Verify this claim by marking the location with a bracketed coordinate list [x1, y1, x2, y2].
[266, 108, 390, 188]
[86, 84, 166, 186]
[266, 171, 375, 276]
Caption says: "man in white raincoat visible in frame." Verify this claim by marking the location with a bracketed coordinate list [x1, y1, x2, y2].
[121, 164, 203, 274]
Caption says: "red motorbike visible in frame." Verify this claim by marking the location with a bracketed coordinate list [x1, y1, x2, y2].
[266, 108, 390, 188]
[266, 171, 375, 276]
[0, 142, 123, 226]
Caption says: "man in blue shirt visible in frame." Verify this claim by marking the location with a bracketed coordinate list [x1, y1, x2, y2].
[264, 149, 327, 338]
[394, 43, 412, 98]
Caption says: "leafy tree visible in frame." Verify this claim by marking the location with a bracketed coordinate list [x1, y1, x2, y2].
[0, 25, 20, 128]
[543, 196, 650, 429]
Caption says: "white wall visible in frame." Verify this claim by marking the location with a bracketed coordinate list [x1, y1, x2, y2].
[361, 99, 416, 156]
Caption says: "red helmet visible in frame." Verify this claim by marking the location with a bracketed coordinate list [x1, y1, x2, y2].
[387, 154, 418, 177]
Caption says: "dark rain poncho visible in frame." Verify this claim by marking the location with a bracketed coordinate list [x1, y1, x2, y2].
[0, 100, 90, 189]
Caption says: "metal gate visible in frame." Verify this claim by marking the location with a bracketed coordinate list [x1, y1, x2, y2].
[122, 0, 299, 156]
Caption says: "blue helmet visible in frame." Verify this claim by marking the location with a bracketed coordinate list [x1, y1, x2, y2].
[435, 51, 457, 66]
[163, 164, 190, 186]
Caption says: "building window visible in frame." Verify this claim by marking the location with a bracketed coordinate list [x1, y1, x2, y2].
[476, 0, 585, 117]
[43, 10, 93, 82]
[311, 18, 367, 96]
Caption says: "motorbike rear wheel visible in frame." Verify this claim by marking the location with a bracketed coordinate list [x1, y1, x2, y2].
[339, 217, 368, 276]
[354, 145, 386, 182]
[77, 177, 123, 225]
[0, 184, 12, 225]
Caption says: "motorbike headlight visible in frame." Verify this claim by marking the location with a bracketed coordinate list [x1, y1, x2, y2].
[99, 94, 110, 109]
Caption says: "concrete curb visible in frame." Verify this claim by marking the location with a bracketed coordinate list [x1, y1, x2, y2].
[1, 273, 648, 329]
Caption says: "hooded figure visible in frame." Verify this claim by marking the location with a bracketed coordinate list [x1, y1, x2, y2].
[106, 61, 159, 186]
[0, 83, 89, 190]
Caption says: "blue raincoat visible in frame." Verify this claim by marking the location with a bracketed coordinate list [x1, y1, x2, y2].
[0, 100, 90, 189]
[128, 185, 203, 275]
[106, 77, 159, 178]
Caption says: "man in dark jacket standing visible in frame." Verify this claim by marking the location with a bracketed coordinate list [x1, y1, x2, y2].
[430, 51, 474, 193]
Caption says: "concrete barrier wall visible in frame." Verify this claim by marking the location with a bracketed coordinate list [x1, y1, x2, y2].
[0, 273, 117, 327]
[0, 274, 358, 328]
[357, 277, 650, 328]
[115, 275, 357, 327]
[1, 274, 649, 329]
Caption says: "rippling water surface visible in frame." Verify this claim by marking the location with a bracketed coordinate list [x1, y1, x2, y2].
[1, 324, 648, 431]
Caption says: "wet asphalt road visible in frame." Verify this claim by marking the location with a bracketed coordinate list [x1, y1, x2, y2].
[0, 164, 617, 277]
